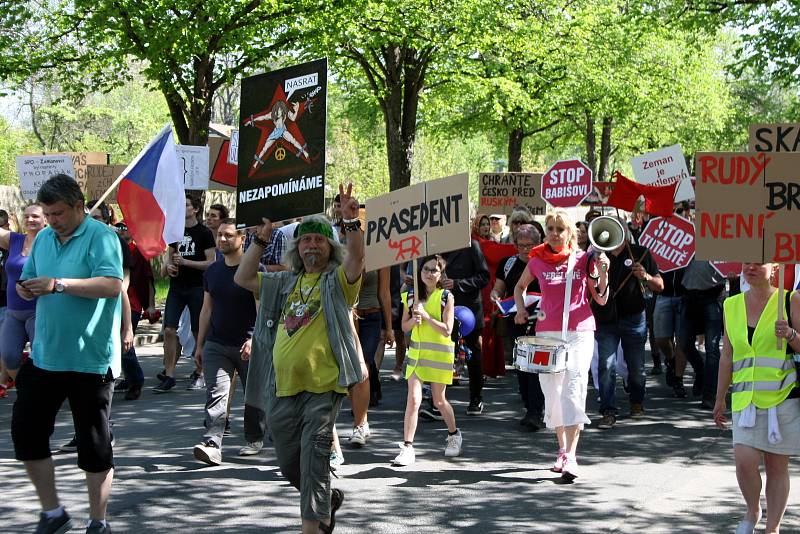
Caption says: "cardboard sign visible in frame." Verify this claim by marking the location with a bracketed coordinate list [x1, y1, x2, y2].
[85, 164, 127, 203]
[236, 58, 327, 228]
[694, 152, 800, 263]
[365, 173, 470, 271]
[176, 145, 210, 190]
[631, 144, 693, 202]
[228, 130, 239, 164]
[638, 215, 695, 272]
[56, 152, 109, 193]
[478, 172, 546, 216]
[16, 155, 76, 200]
[749, 123, 800, 152]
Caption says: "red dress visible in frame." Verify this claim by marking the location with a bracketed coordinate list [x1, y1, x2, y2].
[475, 235, 516, 377]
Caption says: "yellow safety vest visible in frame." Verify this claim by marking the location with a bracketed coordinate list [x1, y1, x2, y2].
[723, 290, 797, 412]
[402, 289, 455, 385]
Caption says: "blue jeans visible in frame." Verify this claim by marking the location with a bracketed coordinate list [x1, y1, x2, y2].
[678, 290, 723, 399]
[595, 311, 647, 414]
[121, 311, 145, 386]
[357, 310, 383, 397]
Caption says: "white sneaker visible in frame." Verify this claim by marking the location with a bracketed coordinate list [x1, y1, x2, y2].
[238, 441, 263, 456]
[561, 455, 579, 481]
[193, 441, 222, 466]
[329, 449, 345, 467]
[349, 423, 370, 447]
[392, 443, 415, 466]
[444, 430, 463, 457]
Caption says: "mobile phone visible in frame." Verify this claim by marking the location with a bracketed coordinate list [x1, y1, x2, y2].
[16, 279, 26, 286]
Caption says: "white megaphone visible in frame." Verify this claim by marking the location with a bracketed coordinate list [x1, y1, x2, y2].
[588, 216, 626, 252]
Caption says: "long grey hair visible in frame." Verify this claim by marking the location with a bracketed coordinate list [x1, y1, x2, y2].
[283, 214, 346, 273]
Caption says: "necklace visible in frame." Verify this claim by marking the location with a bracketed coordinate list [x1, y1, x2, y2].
[293, 273, 321, 317]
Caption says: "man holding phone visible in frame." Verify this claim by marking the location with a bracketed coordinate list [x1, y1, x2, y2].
[12, 174, 123, 534]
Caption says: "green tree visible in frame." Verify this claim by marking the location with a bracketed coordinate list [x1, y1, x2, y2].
[0, 117, 39, 185]
[23, 78, 170, 162]
[0, 0, 319, 146]
[314, 0, 498, 191]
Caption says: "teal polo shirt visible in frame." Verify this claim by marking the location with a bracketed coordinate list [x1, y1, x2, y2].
[22, 215, 123, 375]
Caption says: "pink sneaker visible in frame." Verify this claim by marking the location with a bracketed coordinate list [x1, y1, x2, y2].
[551, 450, 567, 473]
[561, 455, 579, 481]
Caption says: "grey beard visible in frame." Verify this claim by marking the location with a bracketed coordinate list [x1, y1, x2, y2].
[304, 253, 318, 267]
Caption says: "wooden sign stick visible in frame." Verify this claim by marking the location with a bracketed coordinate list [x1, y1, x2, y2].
[778, 264, 785, 351]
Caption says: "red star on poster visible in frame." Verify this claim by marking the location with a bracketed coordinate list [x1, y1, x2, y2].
[242, 84, 317, 177]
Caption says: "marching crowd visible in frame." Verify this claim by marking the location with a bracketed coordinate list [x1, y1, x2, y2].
[0, 177, 798, 534]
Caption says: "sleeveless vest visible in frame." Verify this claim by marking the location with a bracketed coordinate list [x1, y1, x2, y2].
[723, 290, 797, 412]
[402, 288, 455, 385]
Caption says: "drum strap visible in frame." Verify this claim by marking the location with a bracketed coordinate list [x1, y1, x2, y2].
[561, 252, 576, 340]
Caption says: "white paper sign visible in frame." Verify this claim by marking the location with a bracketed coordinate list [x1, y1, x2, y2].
[631, 144, 694, 202]
[176, 145, 210, 190]
[16, 155, 76, 200]
[227, 130, 239, 165]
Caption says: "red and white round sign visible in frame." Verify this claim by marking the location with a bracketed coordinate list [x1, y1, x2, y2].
[540, 159, 593, 208]
[710, 261, 743, 278]
[639, 215, 695, 272]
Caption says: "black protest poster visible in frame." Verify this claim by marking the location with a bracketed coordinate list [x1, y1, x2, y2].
[236, 58, 327, 228]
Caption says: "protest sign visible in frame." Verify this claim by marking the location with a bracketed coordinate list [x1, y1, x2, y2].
[638, 215, 695, 272]
[541, 159, 592, 208]
[208, 137, 236, 191]
[631, 144, 693, 202]
[176, 145, 210, 190]
[236, 58, 327, 228]
[16, 155, 75, 200]
[694, 152, 800, 263]
[711, 261, 743, 278]
[56, 152, 108, 193]
[478, 172, 546, 216]
[228, 130, 239, 164]
[85, 164, 127, 203]
[365, 173, 470, 272]
[749, 123, 800, 152]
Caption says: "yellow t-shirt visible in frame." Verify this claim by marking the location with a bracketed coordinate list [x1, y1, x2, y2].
[264, 266, 361, 397]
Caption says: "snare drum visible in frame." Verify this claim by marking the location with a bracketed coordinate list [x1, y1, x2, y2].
[514, 335, 568, 374]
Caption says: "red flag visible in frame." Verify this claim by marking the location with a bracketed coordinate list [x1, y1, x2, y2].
[606, 171, 678, 217]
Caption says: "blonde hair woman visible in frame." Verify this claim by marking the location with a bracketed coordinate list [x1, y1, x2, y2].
[513, 209, 609, 481]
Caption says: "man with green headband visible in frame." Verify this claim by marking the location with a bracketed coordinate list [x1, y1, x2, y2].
[235, 183, 367, 534]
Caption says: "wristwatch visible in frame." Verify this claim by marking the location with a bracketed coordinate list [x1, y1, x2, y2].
[52, 278, 66, 294]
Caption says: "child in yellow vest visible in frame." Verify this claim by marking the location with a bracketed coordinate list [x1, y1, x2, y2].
[393, 255, 461, 466]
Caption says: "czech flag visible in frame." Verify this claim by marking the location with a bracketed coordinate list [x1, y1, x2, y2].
[117, 125, 185, 259]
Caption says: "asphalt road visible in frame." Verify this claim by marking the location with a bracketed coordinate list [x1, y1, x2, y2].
[2, 341, 799, 533]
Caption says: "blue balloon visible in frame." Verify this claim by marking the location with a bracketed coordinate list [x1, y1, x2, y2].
[454, 305, 475, 337]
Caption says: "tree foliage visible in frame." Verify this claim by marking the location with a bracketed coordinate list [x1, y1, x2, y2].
[311, 0, 500, 191]
[0, 0, 320, 145]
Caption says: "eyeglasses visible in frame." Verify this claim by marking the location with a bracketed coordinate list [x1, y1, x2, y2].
[516, 242, 535, 249]
[489, 217, 502, 221]
[422, 267, 441, 274]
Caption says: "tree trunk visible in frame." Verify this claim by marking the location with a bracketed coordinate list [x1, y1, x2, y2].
[507, 128, 524, 172]
[380, 45, 424, 192]
[598, 116, 613, 181]
[161, 56, 215, 147]
[585, 110, 596, 178]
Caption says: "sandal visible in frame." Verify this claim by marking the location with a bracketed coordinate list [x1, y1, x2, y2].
[319, 488, 344, 534]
